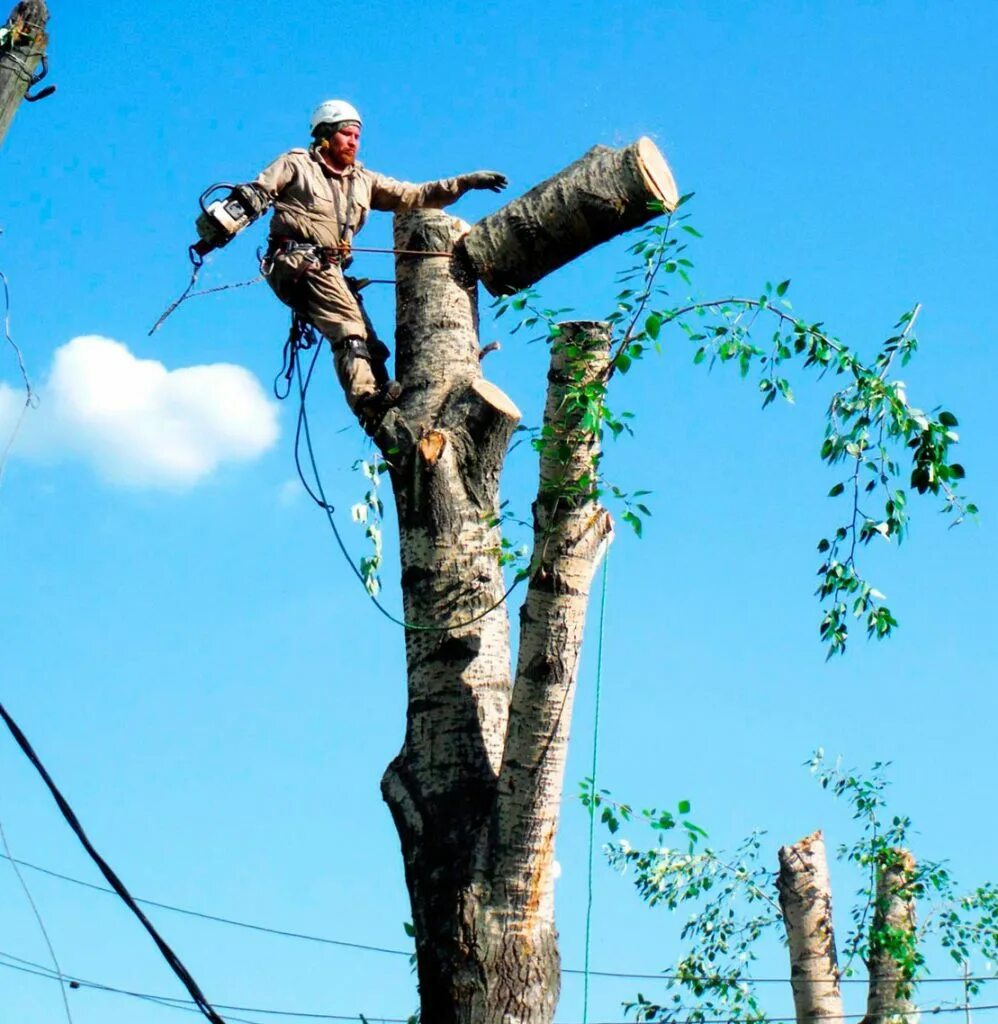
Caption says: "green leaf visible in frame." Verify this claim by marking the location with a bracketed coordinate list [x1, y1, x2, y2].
[828, 482, 845, 497]
[776, 279, 791, 296]
[678, 799, 691, 814]
[614, 351, 632, 374]
[646, 313, 662, 340]
[939, 411, 959, 427]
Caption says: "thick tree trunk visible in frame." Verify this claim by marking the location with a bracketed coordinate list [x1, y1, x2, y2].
[777, 830, 845, 1024]
[380, 210, 520, 1024]
[0, 1, 49, 149]
[380, 212, 612, 1024]
[864, 850, 919, 1024]
[461, 137, 679, 296]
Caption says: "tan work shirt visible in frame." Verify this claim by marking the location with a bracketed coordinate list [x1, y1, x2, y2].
[254, 147, 466, 250]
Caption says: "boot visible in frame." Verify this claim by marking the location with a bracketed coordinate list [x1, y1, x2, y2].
[357, 379, 402, 435]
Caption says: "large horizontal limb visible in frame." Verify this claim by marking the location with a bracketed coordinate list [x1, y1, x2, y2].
[461, 137, 678, 296]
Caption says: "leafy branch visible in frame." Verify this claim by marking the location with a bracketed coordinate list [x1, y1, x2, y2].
[351, 457, 387, 596]
[495, 196, 976, 656]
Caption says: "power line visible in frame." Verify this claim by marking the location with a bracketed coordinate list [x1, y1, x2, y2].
[4, 949, 998, 1024]
[0, 853, 412, 958]
[3, 852, 995, 987]
[0, 701, 227, 1024]
[0, 952, 409, 1022]
[0, 816, 73, 1024]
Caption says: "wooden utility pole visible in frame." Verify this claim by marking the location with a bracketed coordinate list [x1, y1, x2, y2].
[0, 0, 50, 150]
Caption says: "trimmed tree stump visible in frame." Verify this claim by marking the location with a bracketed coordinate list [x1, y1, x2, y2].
[461, 136, 679, 296]
[0, 1, 49, 149]
[777, 830, 845, 1024]
[864, 849, 919, 1024]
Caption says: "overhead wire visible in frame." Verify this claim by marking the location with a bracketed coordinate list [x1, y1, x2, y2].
[3, 950, 998, 1024]
[2, 852, 994, 987]
[0, 818, 73, 1024]
[0, 702, 227, 1024]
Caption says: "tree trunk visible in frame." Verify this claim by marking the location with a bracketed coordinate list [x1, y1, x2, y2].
[460, 137, 679, 296]
[777, 830, 845, 1024]
[485, 322, 613, 1022]
[0, 1, 49, 149]
[380, 209, 520, 1024]
[864, 849, 919, 1024]
[379, 210, 612, 1023]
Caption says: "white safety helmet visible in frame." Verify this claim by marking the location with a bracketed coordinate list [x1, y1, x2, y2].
[309, 99, 362, 135]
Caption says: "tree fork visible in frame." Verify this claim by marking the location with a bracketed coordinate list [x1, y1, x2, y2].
[381, 231, 614, 1021]
[777, 830, 845, 1024]
[0, 1, 49, 149]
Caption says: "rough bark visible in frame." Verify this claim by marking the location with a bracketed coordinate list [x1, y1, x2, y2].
[461, 137, 679, 296]
[379, 212, 612, 1024]
[487, 322, 613, 1021]
[863, 850, 919, 1024]
[381, 210, 520, 1024]
[777, 830, 845, 1024]
[0, 1, 49, 149]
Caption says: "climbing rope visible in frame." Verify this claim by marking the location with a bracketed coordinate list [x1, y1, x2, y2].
[290, 341, 528, 632]
[148, 241, 445, 336]
[582, 550, 610, 1024]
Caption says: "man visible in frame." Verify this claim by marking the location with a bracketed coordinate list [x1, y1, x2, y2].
[246, 99, 506, 430]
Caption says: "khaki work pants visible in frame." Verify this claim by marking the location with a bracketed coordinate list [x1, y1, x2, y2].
[266, 250, 382, 412]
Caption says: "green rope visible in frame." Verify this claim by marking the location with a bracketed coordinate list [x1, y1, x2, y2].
[582, 548, 610, 1024]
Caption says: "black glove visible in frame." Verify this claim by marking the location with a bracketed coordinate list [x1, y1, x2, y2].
[460, 171, 508, 193]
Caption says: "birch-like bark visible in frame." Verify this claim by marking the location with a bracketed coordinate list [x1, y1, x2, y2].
[380, 210, 520, 1024]
[0, 1, 48, 149]
[864, 850, 919, 1024]
[777, 830, 845, 1024]
[486, 322, 613, 1021]
[461, 138, 678, 296]
[380, 237, 613, 1023]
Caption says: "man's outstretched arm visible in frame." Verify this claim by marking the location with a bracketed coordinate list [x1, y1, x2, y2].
[370, 170, 507, 212]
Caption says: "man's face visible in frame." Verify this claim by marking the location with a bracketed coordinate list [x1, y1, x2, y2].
[327, 123, 361, 169]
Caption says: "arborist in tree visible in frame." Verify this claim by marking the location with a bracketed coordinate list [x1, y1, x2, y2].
[194, 99, 507, 432]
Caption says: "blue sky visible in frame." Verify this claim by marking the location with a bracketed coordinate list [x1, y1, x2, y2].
[2, 2, 996, 1022]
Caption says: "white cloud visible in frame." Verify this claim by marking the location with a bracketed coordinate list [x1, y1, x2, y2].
[0, 336, 279, 488]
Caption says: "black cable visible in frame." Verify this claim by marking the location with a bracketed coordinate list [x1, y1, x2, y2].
[4, 950, 998, 1024]
[0, 702, 228, 1024]
[4, 853, 995, 987]
[0, 953, 408, 1022]
[0, 853, 412, 957]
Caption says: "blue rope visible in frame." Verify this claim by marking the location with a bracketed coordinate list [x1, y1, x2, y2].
[582, 548, 610, 1024]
